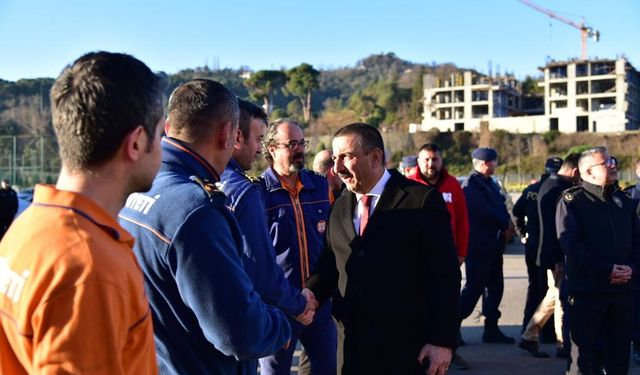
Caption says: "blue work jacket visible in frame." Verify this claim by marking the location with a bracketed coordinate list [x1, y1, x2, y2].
[261, 167, 331, 290]
[119, 137, 290, 375]
[220, 158, 307, 316]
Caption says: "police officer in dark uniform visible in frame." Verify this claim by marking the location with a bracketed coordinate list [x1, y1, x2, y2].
[557, 147, 640, 375]
[512, 157, 562, 334]
[519, 153, 580, 358]
[460, 147, 515, 343]
[0, 179, 18, 239]
[625, 158, 640, 365]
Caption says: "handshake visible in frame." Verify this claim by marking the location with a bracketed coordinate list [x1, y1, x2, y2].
[610, 264, 633, 285]
[295, 288, 320, 326]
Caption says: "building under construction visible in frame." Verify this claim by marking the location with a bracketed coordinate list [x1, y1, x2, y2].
[409, 57, 640, 134]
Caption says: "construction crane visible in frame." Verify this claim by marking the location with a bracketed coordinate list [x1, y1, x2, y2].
[519, 0, 600, 60]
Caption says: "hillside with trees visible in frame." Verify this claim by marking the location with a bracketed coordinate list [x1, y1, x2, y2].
[2, 52, 640, 188]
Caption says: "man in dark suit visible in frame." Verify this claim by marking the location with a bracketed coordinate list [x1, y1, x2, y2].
[307, 123, 461, 375]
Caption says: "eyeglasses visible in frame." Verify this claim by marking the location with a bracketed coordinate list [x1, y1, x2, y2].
[587, 158, 616, 170]
[274, 139, 309, 150]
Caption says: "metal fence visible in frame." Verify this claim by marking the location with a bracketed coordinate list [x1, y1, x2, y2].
[0, 135, 60, 189]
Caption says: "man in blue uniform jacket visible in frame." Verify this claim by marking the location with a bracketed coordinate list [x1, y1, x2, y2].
[459, 147, 515, 344]
[260, 118, 337, 375]
[119, 79, 291, 375]
[220, 99, 316, 327]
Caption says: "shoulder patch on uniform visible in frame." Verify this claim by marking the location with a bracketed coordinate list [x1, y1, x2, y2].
[562, 192, 574, 202]
[244, 173, 261, 184]
[189, 175, 223, 199]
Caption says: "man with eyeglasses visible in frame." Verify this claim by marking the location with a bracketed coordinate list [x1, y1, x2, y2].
[557, 146, 640, 375]
[260, 119, 337, 375]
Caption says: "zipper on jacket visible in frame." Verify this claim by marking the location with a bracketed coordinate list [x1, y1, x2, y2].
[290, 195, 310, 288]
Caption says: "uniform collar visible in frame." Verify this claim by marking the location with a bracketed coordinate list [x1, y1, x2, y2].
[262, 166, 319, 192]
[32, 184, 134, 245]
[582, 180, 616, 199]
[226, 157, 245, 175]
[162, 136, 220, 182]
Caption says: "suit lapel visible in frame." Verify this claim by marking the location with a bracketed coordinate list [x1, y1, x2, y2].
[339, 191, 357, 239]
[365, 172, 407, 235]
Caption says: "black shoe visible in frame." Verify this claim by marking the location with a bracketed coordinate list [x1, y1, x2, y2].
[482, 327, 516, 344]
[555, 347, 569, 358]
[450, 352, 470, 370]
[518, 339, 550, 358]
[539, 333, 557, 344]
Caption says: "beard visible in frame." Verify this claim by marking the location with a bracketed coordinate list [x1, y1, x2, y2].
[289, 152, 305, 173]
[424, 167, 439, 180]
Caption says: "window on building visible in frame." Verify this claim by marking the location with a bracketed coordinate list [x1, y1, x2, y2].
[591, 79, 616, 94]
[591, 97, 616, 111]
[576, 99, 588, 112]
[577, 116, 588, 132]
[576, 63, 588, 77]
[550, 66, 567, 79]
[576, 81, 589, 95]
[454, 123, 464, 131]
[591, 61, 615, 75]
[550, 118, 559, 131]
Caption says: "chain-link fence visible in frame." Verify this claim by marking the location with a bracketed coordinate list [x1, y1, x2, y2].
[0, 135, 60, 189]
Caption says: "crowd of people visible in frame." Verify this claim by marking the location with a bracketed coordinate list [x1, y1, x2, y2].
[0, 51, 638, 375]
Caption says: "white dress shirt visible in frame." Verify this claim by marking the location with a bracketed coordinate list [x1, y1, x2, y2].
[353, 169, 391, 234]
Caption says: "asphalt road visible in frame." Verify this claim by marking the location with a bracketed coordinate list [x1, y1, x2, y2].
[451, 239, 640, 375]
[287, 238, 640, 374]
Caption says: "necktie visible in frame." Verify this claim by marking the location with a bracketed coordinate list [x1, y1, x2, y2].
[360, 195, 371, 236]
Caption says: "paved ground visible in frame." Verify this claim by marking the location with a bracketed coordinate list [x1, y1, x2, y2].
[287, 237, 640, 374]
[450, 239, 640, 375]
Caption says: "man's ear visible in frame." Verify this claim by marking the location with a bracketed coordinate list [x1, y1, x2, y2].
[234, 128, 244, 151]
[217, 121, 235, 150]
[370, 148, 383, 167]
[123, 125, 146, 162]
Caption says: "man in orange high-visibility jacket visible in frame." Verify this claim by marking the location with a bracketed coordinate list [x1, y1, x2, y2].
[0, 52, 164, 375]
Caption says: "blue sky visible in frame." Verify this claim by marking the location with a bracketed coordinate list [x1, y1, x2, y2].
[1, 0, 638, 81]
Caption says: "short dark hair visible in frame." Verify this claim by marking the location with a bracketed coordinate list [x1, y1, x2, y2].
[167, 79, 239, 141]
[562, 153, 581, 169]
[418, 143, 441, 154]
[334, 123, 385, 163]
[50, 51, 164, 171]
[238, 99, 267, 140]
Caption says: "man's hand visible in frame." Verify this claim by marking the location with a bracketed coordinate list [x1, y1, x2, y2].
[295, 288, 319, 325]
[417, 343, 452, 375]
[610, 264, 632, 285]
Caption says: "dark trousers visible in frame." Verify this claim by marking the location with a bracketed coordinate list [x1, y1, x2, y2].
[634, 287, 640, 347]
[297, 317, 343, 375]
[522, 248, 548, 331]
[259, 302, 337, 375]
[566, 292, 633, 375]
[460, 252, 504, 323]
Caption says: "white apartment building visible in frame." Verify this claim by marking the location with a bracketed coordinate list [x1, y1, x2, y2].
[409, 57, 640, 134]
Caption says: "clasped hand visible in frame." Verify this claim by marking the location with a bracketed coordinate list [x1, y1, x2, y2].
[610, 264, 632, 285]
[295, 288, 319, 326]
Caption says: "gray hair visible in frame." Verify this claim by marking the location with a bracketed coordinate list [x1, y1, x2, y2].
[578, 146, 607, 172]
[264, 118, 301, 164]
